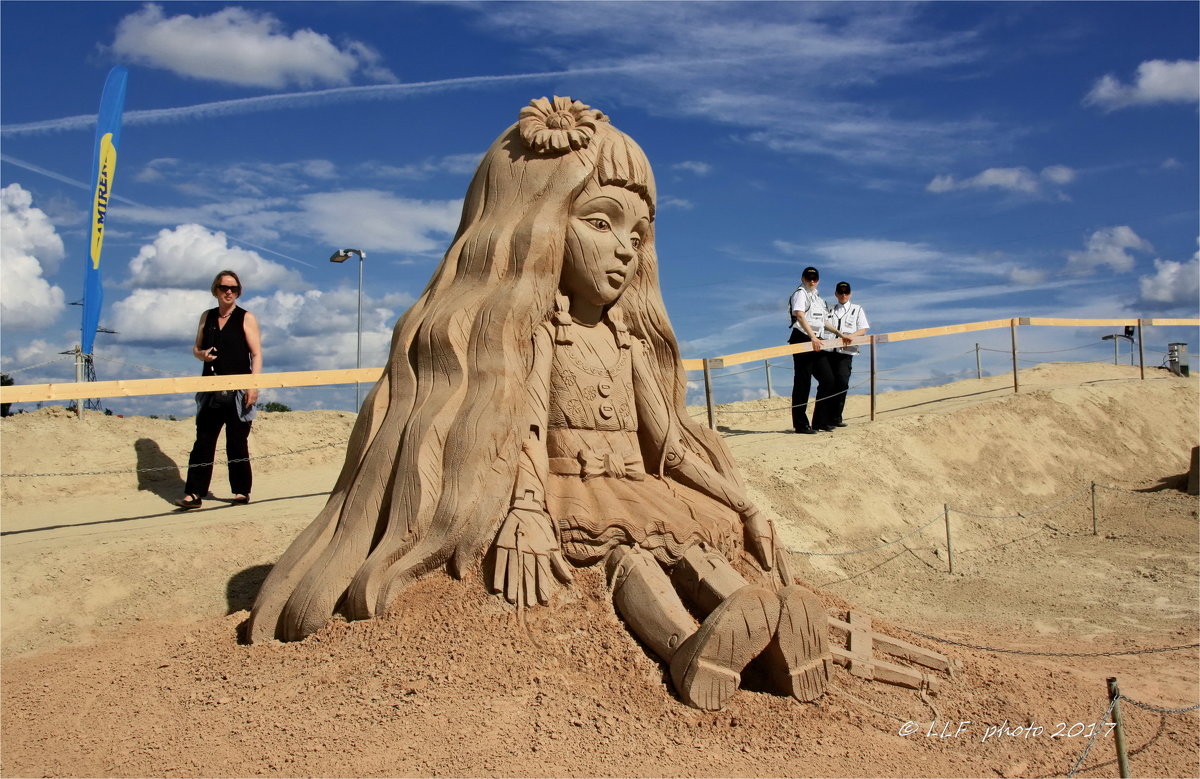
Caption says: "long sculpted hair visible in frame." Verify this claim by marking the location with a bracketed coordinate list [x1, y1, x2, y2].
[248, 100, 745, 642]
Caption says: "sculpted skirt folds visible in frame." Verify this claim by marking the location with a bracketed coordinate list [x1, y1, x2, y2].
[544, 427, 742, 567]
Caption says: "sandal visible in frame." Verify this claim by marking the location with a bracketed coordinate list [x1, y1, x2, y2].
[174, 494, 202, 510]
[230, 494, 250, 505]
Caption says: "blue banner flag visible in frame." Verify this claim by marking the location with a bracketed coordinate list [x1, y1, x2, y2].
[81, 66, 128, 355]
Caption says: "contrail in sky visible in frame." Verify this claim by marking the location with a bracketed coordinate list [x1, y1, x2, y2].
[0, 63, 664, 136]
[1, 153, 140, 205]
[1, 153, 317, 269]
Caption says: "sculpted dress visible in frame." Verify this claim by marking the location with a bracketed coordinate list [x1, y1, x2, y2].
[533, 316, 742, 567]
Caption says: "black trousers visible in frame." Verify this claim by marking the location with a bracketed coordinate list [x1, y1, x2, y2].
[826, 351, 854, 425]
[184, 401, 252, 496]
[789, 330, 835, 431]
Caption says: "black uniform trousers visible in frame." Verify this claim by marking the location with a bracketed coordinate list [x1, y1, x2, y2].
[184, 399, 252, 497]
[825, 351, 854, 426]
[789, 329, 835, 431]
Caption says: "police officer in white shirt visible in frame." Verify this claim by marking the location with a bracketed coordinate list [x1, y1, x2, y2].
[822, 281, 870, 428]
[787, 266, 836, 434]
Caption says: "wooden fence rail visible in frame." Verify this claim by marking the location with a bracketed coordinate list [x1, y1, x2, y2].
[1, 317, 1195, 405]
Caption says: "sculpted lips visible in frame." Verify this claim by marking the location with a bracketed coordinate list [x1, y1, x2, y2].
[606, 269, 627, 285]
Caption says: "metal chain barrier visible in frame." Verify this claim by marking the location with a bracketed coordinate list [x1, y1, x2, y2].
[0, 441, 345, 478]
[1119, 695, 1200, 714]
[1066, 695, 1121, 778]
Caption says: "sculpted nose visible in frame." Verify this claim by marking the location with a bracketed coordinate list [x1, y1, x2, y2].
[615, 236, 635, 263]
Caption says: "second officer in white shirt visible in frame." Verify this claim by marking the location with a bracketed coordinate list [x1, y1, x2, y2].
[821, 281, 870, 428]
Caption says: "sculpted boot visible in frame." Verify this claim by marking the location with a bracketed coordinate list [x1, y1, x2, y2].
[668, 544, 780, 710]
[606, 545, 779, 711]
[762, 585, 832, 702]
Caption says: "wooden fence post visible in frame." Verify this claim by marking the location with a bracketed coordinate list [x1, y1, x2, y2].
[1010, 319, 1020, 393]
[1137, 319, 1145, 380]
[1091, 481, 1099, 536]
[764, 360, 772, 399]
[869, 335, 878, 421]
[943, 504, 954, 574]
[703, 358, 717, 430]
[1107, 677, 1131, 778]
[975, 343, 982, 380]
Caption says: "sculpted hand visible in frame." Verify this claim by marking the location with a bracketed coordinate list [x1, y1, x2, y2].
[492, 507, 573, 607]
[742, 506, 776, 571]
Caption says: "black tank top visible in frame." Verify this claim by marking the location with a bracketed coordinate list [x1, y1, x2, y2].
[200, 307, 252, 376]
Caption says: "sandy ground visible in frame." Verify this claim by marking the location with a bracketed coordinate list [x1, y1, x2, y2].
[2, 361, 1197, 778]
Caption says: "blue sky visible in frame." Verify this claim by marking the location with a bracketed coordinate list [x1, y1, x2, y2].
[2, 1, 1197, 415]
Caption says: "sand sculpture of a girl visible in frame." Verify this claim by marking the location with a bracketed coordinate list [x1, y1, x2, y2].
[248, 97, 831, 710]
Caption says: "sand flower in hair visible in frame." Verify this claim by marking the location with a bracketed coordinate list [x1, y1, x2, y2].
[519, 96, 607, 154]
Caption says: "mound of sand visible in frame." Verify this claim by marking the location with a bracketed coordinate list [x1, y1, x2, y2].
[2, 362, 1197, 777]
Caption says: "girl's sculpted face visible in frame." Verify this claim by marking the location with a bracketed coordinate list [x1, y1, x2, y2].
[561, 182, 650, 318]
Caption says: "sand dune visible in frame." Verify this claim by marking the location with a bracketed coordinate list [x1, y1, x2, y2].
[2, 361, 1196, 777]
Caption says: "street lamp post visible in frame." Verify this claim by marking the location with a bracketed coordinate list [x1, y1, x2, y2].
[330, 248, 366, 409]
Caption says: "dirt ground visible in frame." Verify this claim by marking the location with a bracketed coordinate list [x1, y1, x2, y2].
[2, 361, 1197, 777]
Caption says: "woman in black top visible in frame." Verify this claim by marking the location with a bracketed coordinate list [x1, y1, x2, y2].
[176, 270, 263, 509]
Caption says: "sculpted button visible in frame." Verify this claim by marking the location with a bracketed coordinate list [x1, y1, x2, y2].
[598, 382, 613, 397]
[598, 403, 615, 419]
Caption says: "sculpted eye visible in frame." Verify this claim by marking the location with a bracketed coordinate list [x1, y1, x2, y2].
[585, 217, 611, 231]
[630, 235, 642, 250]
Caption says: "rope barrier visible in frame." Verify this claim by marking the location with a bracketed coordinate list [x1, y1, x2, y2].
[0, 441, 345, 478]
[894, 628, 1200, 658]
[0, 354, 73, 375]
[708, 363, 779, 380]
[948, 485, 1093, 520]
[711, 379, 872, 416]
[788, 511, 944, 557]
[91, 354, 192, 378]
[980, 341, 1106, 356]
[789, 477, 1189, 560]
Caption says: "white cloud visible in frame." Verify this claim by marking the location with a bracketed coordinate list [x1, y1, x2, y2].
[1008, 267, 1047, 285]
[1040, 165, 1076, 185]
[241, 288, 413, 371]
[673, 161, 713, 176]
[137, 158, 340, 198]
[927, 165, 1075, 196]
[361, 154, 482, 180]
[469, 4, 996, 169]
[1138, 244, 1200, 307]
[111, 4, 396, 89]
[658, 195, 694, 210]
[126, 224, 306, 291]
[811, 237, 945, 268]
[0, 184, 66, 330]
[1084, 59, 1200, 111]
[1065, 226, 1153, 275]
[109, 288, 215, 347]
[299, 190, 462, 254]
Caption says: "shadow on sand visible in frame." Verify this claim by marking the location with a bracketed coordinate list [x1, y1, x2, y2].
[135, 437, 186, 503]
